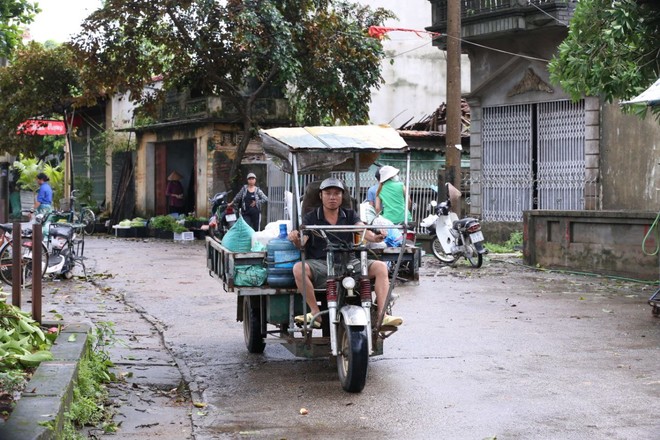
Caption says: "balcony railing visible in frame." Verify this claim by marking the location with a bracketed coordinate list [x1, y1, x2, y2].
[158, 96, 289, 123]
[430, 0, 574, 28]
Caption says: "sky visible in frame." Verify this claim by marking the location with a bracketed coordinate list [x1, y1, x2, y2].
[28, 0, 103, 43]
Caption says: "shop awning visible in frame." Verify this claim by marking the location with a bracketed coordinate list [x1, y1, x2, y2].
[620, 77, 660, 106]
[16, 119, 66, 136]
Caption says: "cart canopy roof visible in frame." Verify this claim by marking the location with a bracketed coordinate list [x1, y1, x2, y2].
[260, 125, 409, 174]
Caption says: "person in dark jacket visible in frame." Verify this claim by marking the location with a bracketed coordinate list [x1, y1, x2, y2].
[229, 172, 268, 231]
[165, 171, 185, 214]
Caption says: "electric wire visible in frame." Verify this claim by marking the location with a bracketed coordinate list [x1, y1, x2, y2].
[344, 28, 551, 63]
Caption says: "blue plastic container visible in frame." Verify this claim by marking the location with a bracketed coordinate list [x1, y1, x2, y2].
[266, 224, 300, 288]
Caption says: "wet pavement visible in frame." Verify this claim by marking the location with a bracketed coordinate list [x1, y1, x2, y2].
[39, 236, 660, 439]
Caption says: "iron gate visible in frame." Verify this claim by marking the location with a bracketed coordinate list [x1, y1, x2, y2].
[482, 104, 534, 222]
[537, 100, 586, 210]
[482, 99, 587, 222]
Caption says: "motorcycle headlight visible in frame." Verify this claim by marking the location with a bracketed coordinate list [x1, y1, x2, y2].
[342, 277, 355, 290]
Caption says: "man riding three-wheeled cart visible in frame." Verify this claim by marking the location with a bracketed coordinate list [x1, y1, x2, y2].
[206, 125, 421, 392]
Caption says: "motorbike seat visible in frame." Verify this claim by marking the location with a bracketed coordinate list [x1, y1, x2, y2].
[0, 223, 33, 237]
[453, 217, 479, 230]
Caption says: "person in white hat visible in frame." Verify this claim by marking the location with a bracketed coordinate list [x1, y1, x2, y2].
[287, 177, 403, 328]
[229, 172, 268, 231]
[165, 170, 185, 214]
[375, 165, 411, 224]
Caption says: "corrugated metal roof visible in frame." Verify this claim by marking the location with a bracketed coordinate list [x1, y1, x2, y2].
[259, 125, 409, 174]
[260, 125, 408, 152]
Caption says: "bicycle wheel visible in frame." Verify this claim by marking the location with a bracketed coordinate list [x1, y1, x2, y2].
[81, 208, 96, 235]
[0, 242, 13, 285]
[0, 239, 49, 288]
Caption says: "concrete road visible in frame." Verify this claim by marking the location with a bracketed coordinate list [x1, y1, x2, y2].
[53, 236, 659, 439]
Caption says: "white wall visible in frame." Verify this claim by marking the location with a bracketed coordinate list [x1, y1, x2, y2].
[362, 0, 470, 128]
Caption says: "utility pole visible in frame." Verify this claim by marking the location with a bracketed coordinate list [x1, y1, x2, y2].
[444, 0, 462, 207]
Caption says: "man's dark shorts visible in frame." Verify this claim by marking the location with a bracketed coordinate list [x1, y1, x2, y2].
[304, 258, 375, 288]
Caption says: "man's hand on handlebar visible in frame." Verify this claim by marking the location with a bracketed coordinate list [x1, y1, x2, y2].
[288, 230, 308, 249]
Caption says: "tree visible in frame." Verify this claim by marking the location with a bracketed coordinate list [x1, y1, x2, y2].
[0, 42, 94, 156]
[549, 0, 660, 117]
[71, 0, 395, 181]
[0, 0, 39, 57]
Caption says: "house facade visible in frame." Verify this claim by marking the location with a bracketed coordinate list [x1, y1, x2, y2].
[363, 0, 470, 127]
[427, 0, 660, 223]
[110, 84, 289, 220]
[106, 4, 465, 222]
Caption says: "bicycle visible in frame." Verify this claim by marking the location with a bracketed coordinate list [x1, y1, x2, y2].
[0, 221, 49, 288]
[53, 190, 96, 236]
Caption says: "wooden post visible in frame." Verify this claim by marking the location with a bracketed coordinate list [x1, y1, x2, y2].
[444, 0, 462, 212]
[11, 222, 21, 307]
[31, 223, 42, 324]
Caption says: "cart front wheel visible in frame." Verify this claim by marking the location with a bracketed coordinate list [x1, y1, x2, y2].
[243, 296, 265, 353]
[337, 319, 368, 393]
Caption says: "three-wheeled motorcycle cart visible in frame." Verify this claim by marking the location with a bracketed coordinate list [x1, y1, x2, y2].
[206, 125, 421, 392]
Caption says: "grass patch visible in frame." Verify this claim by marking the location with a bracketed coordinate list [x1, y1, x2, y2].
[485, 231, 523, 254]
[59, 322, 119, 439]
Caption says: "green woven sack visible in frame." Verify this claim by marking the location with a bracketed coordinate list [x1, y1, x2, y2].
[221, 216, 254, 252]
[234, 265, 267, 287]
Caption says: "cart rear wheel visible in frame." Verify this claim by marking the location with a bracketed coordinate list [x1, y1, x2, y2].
[431, 238, 457, 265]
[336, 319, 368, 393]
[243, 297, 265, 353]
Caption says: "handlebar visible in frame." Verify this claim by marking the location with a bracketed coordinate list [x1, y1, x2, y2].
[301, 224, 412, 232]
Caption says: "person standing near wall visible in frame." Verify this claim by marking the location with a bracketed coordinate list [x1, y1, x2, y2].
[34, 172, 53, 215]
[166, 171, 185, 214]
[229, 172, 268, 231]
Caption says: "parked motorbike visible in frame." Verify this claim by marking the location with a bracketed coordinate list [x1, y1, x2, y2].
[35, 213, 80, 279]
[420, 183, 488, 268]
[44, 223, 78, 279]
[208, 191, 236, 240]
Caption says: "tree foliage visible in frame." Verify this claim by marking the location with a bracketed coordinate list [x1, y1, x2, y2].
[0, 42, 94, 155]
[71, 0, 395, 180]
[0, 0, 39, 57]
[549, 0, 660, 116]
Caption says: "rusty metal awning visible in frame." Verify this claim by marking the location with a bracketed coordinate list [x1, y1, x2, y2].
[259, 125, 409, 174]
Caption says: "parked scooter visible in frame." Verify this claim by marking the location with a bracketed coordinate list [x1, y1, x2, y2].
[420, 183, 488, 268]
[34, 213, 80, 279]
[44, 223, 78, 279]
[208, 191, 236, 240]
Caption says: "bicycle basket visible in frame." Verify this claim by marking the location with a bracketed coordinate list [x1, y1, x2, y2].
[49, 224, 74, 240]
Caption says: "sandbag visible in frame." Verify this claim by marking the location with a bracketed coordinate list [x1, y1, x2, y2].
[234, 265, 267, 286]
[221, 216, 254, 252]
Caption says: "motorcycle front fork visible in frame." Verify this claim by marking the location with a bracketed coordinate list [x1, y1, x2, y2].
[326, 249, 373, 356]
